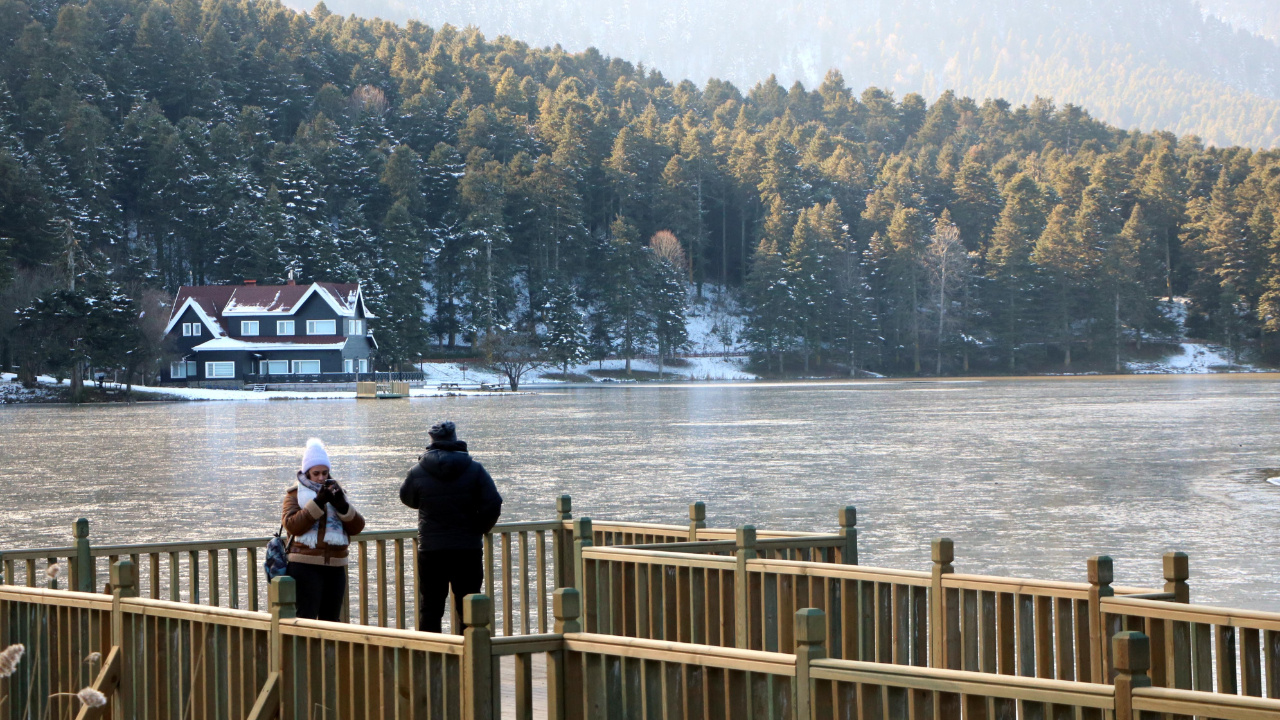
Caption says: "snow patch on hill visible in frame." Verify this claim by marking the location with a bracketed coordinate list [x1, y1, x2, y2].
[1126, 298, 1266, 374]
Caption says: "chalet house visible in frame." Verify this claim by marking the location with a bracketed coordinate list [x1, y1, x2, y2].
[163, 279, 376, 385]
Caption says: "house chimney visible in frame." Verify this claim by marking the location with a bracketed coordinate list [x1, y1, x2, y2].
[287, 268, 296, 286]
[244, 279, 257, 286]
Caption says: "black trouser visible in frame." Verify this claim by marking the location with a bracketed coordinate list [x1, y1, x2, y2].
[286, 562, 347, 622]
[417, 548, 484, 633]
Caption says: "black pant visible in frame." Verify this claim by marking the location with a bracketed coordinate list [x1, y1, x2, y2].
[286, 562, 347, 621]
[417, 548, 484, 633]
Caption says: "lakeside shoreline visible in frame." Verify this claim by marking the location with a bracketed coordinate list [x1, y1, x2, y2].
[4, 369, 1279, 406]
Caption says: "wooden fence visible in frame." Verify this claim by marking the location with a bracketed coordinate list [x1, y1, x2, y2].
[4, 566, 1278, 720]
[0, 499, 847, 637]
[576, 531, 1183, 687]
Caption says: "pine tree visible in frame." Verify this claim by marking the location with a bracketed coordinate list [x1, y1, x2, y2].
[744, 235, 791, 374]
[1032, 205, 1085, 367]
[602, 216, 652, 375]
[985, 173, 1046, 369]
[541, 282, 589, 376]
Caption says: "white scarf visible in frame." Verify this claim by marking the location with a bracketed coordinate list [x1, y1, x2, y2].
[294, 474, 349, 548]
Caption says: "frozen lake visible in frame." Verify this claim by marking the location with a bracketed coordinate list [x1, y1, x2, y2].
[1, 376, 1278, 611]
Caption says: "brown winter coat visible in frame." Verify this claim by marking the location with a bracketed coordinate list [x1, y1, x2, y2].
[282, 487, 365, 566]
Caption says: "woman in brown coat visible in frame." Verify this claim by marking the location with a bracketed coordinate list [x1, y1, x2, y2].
[282, 438, 365, 621]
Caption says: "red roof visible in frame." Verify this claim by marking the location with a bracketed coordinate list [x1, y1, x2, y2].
[167, 282, 371, 337]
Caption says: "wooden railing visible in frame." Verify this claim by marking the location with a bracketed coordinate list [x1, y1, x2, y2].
[1100, 593, 1280, 697]
[0, 498, 848, 636]
[575, 533, 1177, 683]
[5, 565, 1278, 720]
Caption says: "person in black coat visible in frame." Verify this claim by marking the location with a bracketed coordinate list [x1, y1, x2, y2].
[399, 420, 503, 633]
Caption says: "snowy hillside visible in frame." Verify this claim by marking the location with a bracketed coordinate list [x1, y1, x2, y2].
[418, 285, 756, 384]
[1126, 299, 1266, 374]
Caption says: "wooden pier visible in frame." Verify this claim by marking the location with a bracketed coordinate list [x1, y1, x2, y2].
[1, 497, 1277, 720]
[356, 381, 410, 399]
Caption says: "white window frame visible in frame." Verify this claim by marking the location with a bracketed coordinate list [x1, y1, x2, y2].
[265, 360, 289, 375]
[170, 362, 187, 379]
[277, 320, 295, 336]
[344, 359, 354, 373]
[191, 323, 201, 337]
[205, 361, 235, 379]
[186, 361, 198, 377]
[347, 319, 364, 336]
[358, 358, 369, 373]
[307, 319, 337, 335]
[241, 320, 259, 336]
[292, 360, 321, 375]
[182, 323, 191, 337]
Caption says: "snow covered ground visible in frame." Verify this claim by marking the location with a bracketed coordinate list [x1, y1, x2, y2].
[418, 354, 755, 385]
[418, 285, 756, 384]
[0, 373, 529, 402]
[1126, 298, 1268, 374]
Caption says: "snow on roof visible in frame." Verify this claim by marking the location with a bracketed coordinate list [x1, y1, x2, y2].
[164, 292, 233, 337]
[222, 282, 363, 316]
[192, 336, 351, 352]
[167, 281, 375, 334]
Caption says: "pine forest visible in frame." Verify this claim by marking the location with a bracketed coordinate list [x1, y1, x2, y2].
[4, 0, 1280, 382]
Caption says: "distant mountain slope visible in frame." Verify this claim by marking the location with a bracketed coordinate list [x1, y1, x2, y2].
[307, 0, 1280, 148]
[1200, 0, 1280, 40]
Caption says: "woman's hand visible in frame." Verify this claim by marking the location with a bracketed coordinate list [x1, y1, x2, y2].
[314, 485, 334, 507]
[329, 482, 350, 514]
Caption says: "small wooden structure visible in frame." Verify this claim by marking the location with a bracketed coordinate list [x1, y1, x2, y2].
[2, 498, 1277, 720]
[356, 380, 410, 398]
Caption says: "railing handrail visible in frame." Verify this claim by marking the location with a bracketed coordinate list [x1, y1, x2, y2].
[1132, 686, 1280, 719]
[122, 596, 272, 627]
[746, 556, 933, 584]
[0, 520, 568, 561]
[582, 545, 737, 568]
[809, 656, 1117, 706]
[1101, 595, 1280, 630]
[561, 632, 798, 674]
[281, 616, 466, 653]
[0, 583, 113, 608]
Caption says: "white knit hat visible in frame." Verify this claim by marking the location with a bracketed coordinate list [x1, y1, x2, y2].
[300, 438, 331, 474]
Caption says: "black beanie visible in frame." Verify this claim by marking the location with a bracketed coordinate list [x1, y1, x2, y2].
[429, 420, 457, 442]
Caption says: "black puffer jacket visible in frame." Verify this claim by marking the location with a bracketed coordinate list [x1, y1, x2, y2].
[399, 439, 503, 551]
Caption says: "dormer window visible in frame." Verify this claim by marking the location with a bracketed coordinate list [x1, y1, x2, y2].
[241, 321, 259, 336]
[307, 319, 336, 335]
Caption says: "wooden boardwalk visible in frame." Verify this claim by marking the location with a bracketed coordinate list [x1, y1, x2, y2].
[2, 498, 1279, 719]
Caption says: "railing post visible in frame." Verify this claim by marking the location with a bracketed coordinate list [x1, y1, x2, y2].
[548, 588, 581, 720]
[73, 518, 94, 593]
[572, 517, 592, 594]
[688, 502, 706, 542]
[555, 495, 573, 590]
[734, 525, 757, 650]
[268, 577, 296, 674]
[1113, 631, 1152, 720]
[463, 594, 496, 720]
[838, 507, 857, 565]
[1163, 552, 1189, 603]
[795, 608, 827, 720]
[110, 560, 136, 718]
[572, 518, 594, 632]
[1088, 555, 1115, 683]
[930, 538, 955, 668]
